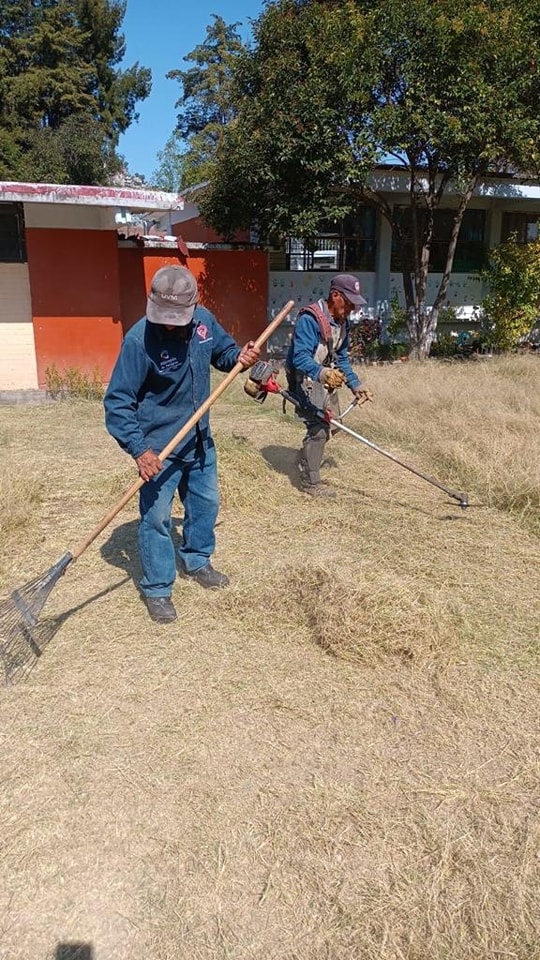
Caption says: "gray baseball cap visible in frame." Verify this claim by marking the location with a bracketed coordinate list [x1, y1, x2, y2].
[329, 273, 367, 307]
[146, 265, 199, 326]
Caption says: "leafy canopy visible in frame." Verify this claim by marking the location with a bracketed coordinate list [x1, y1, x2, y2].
[200, 0, 540, 356]
[203, 0, 540, 236]
[162, 14, 245, 188]
[0, 0, 151, 184]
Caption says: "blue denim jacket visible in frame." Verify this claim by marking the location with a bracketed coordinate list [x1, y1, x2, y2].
[285, 307, 361, 389]
[104, 306, 240, 459]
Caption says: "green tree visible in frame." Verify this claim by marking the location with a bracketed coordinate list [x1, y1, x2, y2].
[164, 14, 244, 188]
[151, 131, 185, 192]
[0, 0, 151, 184]
[481, 235, 540, 351]
[201, 0, 540, 358]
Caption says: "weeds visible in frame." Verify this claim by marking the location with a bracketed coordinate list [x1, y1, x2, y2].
[45, 363, 104, 400]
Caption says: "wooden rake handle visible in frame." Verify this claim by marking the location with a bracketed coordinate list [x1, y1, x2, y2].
[70, 300, 296, 560]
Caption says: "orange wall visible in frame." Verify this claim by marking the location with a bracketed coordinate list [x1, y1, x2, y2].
[191, 249, 268, 344]
[117, 246, 151, 334]
[119, 248, 269, 345]
[24, 229, 268, 389]
[25, 228, 123, 387]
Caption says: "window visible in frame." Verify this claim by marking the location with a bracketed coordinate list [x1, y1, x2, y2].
[0, 203, 26, 262]
[391, 207, 486, 273]
[285, 207, 377, 271]
[501, 212, 540, 244]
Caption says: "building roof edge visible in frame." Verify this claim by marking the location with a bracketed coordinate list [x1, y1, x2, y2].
[0, 181, 184, 210]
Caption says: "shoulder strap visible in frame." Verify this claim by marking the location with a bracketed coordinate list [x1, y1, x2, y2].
[302, 302, 334, 360]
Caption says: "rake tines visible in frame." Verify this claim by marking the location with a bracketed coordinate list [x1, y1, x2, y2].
[0, 552, 73, 684]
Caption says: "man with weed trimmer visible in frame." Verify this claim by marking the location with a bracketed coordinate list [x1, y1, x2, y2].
[104, 265, 260, 624]
[285, 273, 372, 498]
[244, 363, 469, 511]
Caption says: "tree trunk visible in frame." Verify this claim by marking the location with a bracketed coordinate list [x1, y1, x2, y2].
[403, 175, 480, 359]
[402, 241, 436, 359]
[432, 177, 479, 316]
[407, 306, 438, 359]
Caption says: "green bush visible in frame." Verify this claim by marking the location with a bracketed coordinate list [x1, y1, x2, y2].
[45, 364, 104, 400]
[377, 342, 409, 360]
[349, 316, 382, 360]
[437, 305, 458, 325]
[481, 234, 540, 350]
[430, 332, 457, 358]
[386, 291, 408, 340]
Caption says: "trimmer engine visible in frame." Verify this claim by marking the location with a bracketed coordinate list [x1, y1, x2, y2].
[243, 361, 281, 402]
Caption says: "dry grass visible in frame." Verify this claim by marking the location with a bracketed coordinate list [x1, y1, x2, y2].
[0, 356, 538, 960]
[360, 354, 540, 532]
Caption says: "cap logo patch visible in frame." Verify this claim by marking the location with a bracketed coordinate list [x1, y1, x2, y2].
[159, 292, 181, 303]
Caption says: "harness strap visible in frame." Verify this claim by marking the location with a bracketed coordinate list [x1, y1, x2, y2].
[303, 302, 334, 362]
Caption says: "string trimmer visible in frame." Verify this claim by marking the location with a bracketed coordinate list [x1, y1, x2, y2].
[244, 361, 469, 510]
[0, 301, 295, 683]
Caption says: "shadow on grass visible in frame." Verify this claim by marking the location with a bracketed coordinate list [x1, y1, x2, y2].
[260, 445, 471, 519]
[99, 515, 184, 582]
[260, 444, 303, 489]
[55, 944, 94, 960]
[343, 484, 473, 520]
[100, 518, 141, 581]
[2, 577, 131, 685]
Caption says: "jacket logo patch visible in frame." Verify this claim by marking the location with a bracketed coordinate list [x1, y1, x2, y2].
[159, 350, 181, 372]
[196, 324, 208, 340]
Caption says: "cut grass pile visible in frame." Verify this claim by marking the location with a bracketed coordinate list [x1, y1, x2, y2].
[0, 355, 538, 960]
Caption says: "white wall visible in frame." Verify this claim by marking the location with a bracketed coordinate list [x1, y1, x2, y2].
[0, 263, 38, 388]
[23, 203, 115, 230]
[387, 272, 484, 319]
[269, 271, 376, 319]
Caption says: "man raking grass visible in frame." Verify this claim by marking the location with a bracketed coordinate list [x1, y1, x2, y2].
[0, 291, 295, 682]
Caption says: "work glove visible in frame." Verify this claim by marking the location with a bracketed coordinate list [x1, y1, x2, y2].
[319, 367, 346, 390]
[352, 387, 374, 403]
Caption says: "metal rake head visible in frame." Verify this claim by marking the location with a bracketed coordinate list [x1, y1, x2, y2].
[0, 552, 72, 684]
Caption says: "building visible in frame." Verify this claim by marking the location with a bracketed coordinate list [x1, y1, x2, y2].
[0, 181, 268, 392]
[2, 168, 540, 391]
[162, 168, 540, 353]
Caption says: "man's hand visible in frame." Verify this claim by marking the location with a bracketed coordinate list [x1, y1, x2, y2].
[135, 449, 163, 481]
[352, 387, 374, 403]
[238, 340, 261, 369]
[320, 368, 346, 390]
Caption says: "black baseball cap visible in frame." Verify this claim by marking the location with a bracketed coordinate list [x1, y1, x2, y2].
[329, 274, 366, 307]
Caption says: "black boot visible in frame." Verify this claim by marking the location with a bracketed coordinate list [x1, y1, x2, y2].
[180, 564, 230, 590]
[144, 596, 178, 623]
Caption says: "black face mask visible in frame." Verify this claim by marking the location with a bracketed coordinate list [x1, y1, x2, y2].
[160, 323, 194, 341]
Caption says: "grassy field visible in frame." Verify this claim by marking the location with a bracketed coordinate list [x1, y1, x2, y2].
[0, 355, 538, 960]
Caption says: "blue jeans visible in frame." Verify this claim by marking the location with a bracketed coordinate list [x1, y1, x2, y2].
[138, 440, 219, 597]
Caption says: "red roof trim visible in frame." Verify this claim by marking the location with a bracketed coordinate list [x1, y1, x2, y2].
[0, 181, 184, 210]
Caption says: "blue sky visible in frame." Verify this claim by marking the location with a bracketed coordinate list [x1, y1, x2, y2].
[117, 0, 264, 182]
